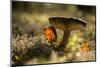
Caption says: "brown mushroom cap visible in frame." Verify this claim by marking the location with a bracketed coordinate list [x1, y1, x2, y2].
[49, 17, 87, 31]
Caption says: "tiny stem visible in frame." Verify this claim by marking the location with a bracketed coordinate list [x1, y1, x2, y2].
[60, 31, 70, 48]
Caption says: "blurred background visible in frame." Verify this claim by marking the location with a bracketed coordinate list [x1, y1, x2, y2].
[12, 1, 96, 65]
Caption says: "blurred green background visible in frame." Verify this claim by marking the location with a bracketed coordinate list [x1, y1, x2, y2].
[12, 1, 96, 37]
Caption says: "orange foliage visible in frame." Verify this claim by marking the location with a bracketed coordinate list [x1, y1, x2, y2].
[80, 42, 90, 52]
[43, 26, 57, 42]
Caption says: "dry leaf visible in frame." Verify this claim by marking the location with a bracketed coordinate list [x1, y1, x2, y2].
[43, 26, 57, 42]
[80, 42, 90, 52]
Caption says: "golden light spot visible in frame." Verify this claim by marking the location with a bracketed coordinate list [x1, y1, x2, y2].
[15, 55, 19, 60]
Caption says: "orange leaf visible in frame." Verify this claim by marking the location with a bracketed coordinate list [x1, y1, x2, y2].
[43, 26, 57, 42]
[80, 42, 90, 52]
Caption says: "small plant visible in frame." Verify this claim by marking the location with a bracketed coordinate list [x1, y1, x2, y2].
[12, 34, 53, 64]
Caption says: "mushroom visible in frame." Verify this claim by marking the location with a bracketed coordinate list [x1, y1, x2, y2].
[49, 17, 87, 48]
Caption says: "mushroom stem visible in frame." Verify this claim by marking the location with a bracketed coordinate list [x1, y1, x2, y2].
[60, 31, 70, 47]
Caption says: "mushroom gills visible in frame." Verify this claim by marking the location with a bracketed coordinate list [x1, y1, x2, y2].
[67, 22, 85, 31]
[50, 21, 67, 31]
